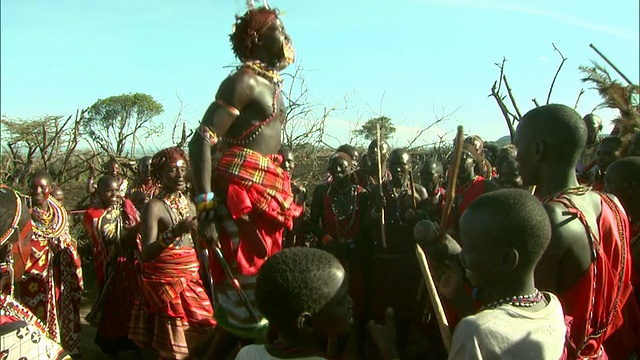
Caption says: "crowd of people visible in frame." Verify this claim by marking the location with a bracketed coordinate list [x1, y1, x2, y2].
[1, 4, 640, 360]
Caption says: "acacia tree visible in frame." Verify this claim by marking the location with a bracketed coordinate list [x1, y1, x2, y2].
[83, 93, 164, 158]
[352, 116, 396, 142]
[1, 110, 91, 186]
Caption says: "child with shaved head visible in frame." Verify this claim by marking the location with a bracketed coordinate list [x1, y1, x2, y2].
[448, 189, 565, 359]
[236, 247, 352, 359]
[372, 189, 566, 359]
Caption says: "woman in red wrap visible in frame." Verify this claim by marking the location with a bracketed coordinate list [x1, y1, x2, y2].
[84, 175, 142, 358]
[129, 148, 216, 360]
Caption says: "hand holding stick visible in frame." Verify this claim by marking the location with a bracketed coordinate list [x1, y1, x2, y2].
[416, 244, 452, 352]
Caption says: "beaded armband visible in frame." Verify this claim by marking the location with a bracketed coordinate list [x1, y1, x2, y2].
[197, 125, 219, 147]
[322, 234, 333, 245]
[160, 227, 176, 248]
[195, 192, 216, 212]
[215, 98, 240, 117]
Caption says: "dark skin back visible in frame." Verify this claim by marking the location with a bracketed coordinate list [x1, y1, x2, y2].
[536, 193, 603, 295]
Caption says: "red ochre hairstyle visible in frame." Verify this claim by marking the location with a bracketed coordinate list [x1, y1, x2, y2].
[230, 6, 279, 61]
[150, 147, 189, 183]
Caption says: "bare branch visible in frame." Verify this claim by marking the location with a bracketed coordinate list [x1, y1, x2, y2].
[494, 57, 507, 94]
[546, 43, 567, 104]
[490, 81, 516, 141]
[502, 75, 522, 120]
[573, 88, 585, 110]
[532, 98, 540, 107]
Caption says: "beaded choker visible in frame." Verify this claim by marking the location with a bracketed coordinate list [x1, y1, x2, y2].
[242, 60, 282, 85]
[541, 185, 591, 203]
[483, 288, 544, 309]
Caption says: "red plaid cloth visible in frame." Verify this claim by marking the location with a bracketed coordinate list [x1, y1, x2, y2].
[214, 146, 302, 227]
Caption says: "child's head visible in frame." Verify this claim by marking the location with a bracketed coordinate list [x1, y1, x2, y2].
[256, 247, 353, 339]
[458, 189, 551, 290]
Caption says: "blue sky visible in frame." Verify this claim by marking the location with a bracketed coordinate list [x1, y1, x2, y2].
[1, 0, 638, 152]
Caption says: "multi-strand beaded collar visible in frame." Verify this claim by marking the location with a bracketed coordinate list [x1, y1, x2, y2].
[31, 198, 67, 239]
[156, 190, 192, 248]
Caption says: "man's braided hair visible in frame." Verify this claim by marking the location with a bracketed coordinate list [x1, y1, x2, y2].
[230, 6, 279, 61]
[150, 147, 189, 184]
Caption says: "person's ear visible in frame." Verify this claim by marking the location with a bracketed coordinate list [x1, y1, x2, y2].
[501, 248, 519, 272]
[297, 312, 314, 334]
[534, 141, 544, 162]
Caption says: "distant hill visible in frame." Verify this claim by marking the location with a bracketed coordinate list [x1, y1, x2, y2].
[493, 135, 512, 147]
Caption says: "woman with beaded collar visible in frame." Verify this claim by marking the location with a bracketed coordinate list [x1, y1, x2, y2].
[83, 175, 142, 358]
[0, 185, 69, 359]
[18, 171, 83, 357]
[128, 147, 216, 360]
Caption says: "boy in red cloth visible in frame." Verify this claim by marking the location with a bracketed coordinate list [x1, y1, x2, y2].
[515, 104, 639, 359]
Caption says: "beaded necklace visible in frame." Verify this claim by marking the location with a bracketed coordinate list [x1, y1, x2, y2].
[242, 60, 282, 85]
[386, 181, 410, 225]
[31, 198, 66, 239]
[328, 182, 358, 234]
[157, 190, 192, 248]
[223, 61, 283, 145]
[541, 185, 591, 203]
[483, 288, 544, 310]
[32, 205, 53, 229]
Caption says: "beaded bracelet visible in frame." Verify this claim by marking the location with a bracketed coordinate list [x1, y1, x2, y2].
[160, 227, 176, 247]
[321, 234, 333, 245]
[195, 192, 216, 212]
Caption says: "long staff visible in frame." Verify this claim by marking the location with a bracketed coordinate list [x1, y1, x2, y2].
[376, 124, 387, 248]
[589, 44, 635, 86]
[414, 126, 464, 353]
[438, 126, 465, 242]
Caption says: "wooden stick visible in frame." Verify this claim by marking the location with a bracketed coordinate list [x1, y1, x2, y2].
[589, 44, 635, 86]
[438, 126, 464, 243]
[376, 123, 387, 248]
[409, 170, 417, 209]
[416, 244, 452, 352]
